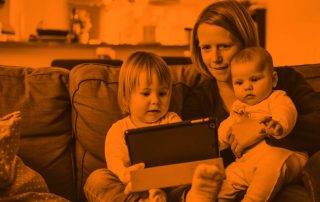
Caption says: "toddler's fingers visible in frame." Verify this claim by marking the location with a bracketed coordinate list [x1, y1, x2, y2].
[124, 182, 132, 194]
[129, 163, 145, 172]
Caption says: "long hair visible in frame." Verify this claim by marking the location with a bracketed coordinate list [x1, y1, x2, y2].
[118, 51, 172, 114]
[191, 0, 259, 77]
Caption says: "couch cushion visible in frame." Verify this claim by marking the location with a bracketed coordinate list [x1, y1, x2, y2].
[69, 63, 203, 200]
[285, 63, 320, 93]
[0, 66, 75, 201]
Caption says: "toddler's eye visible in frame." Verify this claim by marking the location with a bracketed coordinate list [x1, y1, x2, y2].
[159, 91, 168, 97]
[140, 92, 150, 96]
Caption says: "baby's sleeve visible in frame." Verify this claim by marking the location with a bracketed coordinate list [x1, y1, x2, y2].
[218, 117, 233, 151]
[269, 90, 298, 138]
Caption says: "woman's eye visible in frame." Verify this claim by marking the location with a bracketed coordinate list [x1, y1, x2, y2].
[219, 44, 231, 49]
[201, 45, 211, 51]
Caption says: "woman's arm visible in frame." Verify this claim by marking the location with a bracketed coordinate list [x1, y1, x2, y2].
[270, 67, 320, 154]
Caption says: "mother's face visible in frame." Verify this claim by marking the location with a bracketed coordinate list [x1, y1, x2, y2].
[198, 23, 242, 82]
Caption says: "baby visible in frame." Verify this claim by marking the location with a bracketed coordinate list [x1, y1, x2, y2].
[218, 47, 308, 201]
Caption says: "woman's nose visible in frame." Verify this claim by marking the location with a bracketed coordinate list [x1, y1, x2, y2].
[210, 50, 222, 64]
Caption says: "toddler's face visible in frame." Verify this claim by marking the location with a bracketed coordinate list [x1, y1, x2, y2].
[231, 60, 276, 105]
[129, 71, 170, 127]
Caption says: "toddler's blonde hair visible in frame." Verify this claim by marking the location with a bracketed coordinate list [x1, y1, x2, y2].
[118, 51, 172, 114]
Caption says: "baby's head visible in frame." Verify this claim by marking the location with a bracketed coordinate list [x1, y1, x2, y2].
[230, 46, 278, 105]
[118, 51, 172, 126]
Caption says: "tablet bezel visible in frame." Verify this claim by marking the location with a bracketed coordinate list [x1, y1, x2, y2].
[125, 117, 219, 168]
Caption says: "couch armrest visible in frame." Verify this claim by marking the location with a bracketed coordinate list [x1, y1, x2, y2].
[302, 150, 320, 202]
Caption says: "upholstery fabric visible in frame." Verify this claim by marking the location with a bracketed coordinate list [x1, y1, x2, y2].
[0, 66, 75, 201]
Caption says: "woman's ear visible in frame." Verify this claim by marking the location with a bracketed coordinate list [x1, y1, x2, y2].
[272, 71, 278, 88]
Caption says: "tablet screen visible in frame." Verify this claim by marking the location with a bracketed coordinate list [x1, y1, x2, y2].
[125, 118, 219, 168]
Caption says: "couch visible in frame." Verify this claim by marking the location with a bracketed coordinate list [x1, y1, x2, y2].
[0, 62, 319, 202]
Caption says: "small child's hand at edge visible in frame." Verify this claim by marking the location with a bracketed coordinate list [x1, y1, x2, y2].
[148, 189, 167, 202]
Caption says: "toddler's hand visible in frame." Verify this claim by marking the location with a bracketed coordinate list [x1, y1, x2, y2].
[186, 164, 222, 202]
[123, 163, 145, 194]
[148, 189, 167, 202]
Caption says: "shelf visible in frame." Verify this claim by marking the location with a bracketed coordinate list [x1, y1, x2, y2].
[68, 0, 104, 7]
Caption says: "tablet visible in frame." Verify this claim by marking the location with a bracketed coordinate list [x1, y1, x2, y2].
[125, 117, 219, 168]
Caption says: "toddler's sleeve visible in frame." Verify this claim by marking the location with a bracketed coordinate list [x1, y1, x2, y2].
[105, 122, 129, 181]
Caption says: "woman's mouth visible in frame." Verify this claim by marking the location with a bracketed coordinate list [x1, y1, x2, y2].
[211, 65, 228, 70]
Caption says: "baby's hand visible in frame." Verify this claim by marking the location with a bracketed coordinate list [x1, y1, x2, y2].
[186, 164, 222, 202]
[122, 163, 145, 194]
[148, 189, 167, 202]
[261, 117, 283, 137]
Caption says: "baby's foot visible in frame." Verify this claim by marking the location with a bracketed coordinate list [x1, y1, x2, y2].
[148, 189, 167, 202]
[186, 164, 223, 202]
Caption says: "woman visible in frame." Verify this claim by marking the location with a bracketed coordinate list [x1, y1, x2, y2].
[179, 0, 320, 201]
[85, 1, 320, 201]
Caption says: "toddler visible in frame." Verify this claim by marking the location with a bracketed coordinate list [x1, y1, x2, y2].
[85, 51, 223, 202]
[218, 47, 308, 202]
[105, 51, 182, 201]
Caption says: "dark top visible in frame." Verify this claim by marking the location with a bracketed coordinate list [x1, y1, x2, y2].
[168, 67, 320, 201]
[182, 67, 320, 163]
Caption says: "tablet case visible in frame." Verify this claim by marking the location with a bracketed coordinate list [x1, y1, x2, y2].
[125, 117, 223, 191]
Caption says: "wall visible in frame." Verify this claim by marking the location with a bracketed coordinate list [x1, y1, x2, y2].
[1, 0, 320, 66]
[98, 0, 213, 45]
[266, 0, 320, 66]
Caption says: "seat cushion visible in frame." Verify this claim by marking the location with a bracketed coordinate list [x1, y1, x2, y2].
[0, 66, 75, 201]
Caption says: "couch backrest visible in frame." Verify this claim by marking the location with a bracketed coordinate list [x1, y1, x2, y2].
[0, 66, 76, 201]
[287, 63, 320, 92]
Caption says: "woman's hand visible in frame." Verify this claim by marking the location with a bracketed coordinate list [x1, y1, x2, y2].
[229, 118, 266, 158]
[122, 163, 145, 194]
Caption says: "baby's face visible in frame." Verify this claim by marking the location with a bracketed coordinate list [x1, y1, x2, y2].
[231, 60, 275, 105]
[129, 71, 171, 127]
